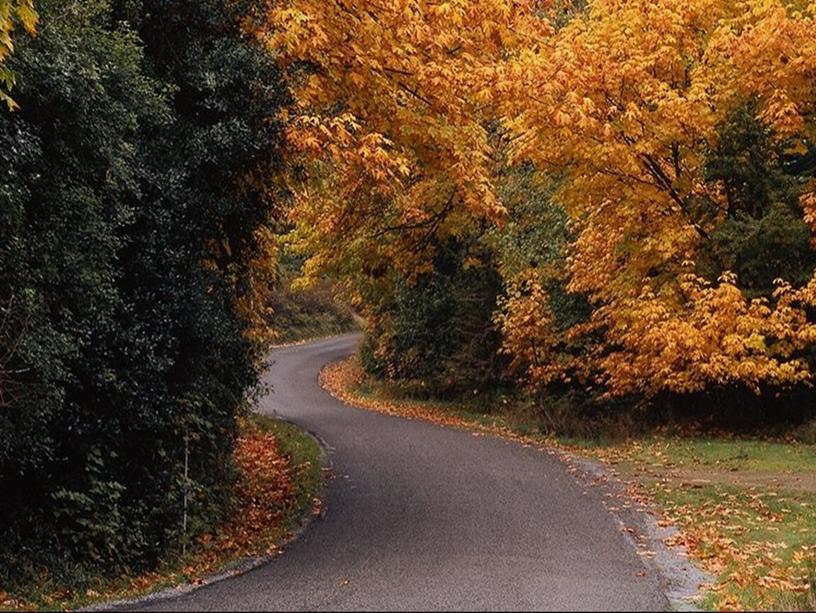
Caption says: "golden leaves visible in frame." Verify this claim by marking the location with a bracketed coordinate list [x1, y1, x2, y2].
[495, 271, 585, 388]
[0, 0, 37, 109]
[653, 485, 816, 610]
[589, 274, 814, 397]
[257, 0, 542, 286]
[260, 0, 816, 397]
[496, 0, 816, 396]
[0, 0, 37, 60]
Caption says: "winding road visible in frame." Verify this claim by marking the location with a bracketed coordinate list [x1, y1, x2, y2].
[129, 335, 671, 611]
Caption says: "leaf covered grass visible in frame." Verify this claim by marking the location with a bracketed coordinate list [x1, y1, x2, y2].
[0, 415, 322, 612]
[323, 355, 816, 612]
[649, 484, 816, 611]
[635, 438, 816, 473]
[324, 356, 529, 436]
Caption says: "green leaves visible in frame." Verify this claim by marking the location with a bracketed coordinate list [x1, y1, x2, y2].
[0, 0, 290, 594]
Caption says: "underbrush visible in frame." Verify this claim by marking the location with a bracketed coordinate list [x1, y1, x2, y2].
[0, 415, 322, 612]
[266, 263, 359, 344]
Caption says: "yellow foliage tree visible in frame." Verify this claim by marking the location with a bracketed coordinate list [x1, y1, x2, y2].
[0, 0, 37, 108]
[261, 0, 816, 398]
[259, 0, 551, 294]
[498, 0, 816, 396]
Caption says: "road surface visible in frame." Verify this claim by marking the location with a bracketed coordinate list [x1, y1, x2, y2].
[129, 334, 669, 611]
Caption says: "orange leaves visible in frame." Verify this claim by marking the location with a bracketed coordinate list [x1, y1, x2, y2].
[495, 271, 588, 388]
[706, 2, 816, 139]
[503, 268, 816, 398]
[494, 0, 816, 397]
[652, 485, 816, 610]
[257, 0, 547, 287]
[262, 7, 326, 60]
[320, 357, 474, 429]
[321, 355, 547, 444]
[179, 426, 295, 568]
[593, 274, 814, 397]
[234, 430, 292, 508]
[164, 424, 295, 574]
[260, 0, 816, 397]
[800, 187, 816, 245]
[287, 114, 411, 194]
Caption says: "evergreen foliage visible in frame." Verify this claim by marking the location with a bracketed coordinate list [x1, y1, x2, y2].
[0, 0, 288, 587]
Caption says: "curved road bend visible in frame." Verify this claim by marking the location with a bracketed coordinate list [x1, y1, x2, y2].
[128, 334, 669, 611]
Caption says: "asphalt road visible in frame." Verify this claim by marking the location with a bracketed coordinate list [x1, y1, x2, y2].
[129, 334, 669, 611]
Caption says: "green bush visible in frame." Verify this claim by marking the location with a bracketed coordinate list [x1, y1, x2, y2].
[362, 245, 507, 397]
[0, 0, 288, 591]
[702, 103, 816, 296]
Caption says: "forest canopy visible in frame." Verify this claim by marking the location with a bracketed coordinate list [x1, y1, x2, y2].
[262, 0, 816, 401]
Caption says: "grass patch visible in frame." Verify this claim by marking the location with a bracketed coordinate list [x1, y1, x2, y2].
[622, 438, 816, 473]
[649, 484, 816, 611]
[0, 414, 322, 612]
[323, 355, 816, 612]
[555, 436, 816, 477]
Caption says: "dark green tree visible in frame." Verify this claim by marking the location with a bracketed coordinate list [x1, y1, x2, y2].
[0, 0, 289, 588]
[702, 104, 816, 296]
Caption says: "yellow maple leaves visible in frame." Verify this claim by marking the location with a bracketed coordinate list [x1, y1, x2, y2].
[0, 0, 37, 109]
[497, 0, 816, 396]
[258, 0, 816, 398]
[256, 1, 552, 289]
[0, 0, 35, 61]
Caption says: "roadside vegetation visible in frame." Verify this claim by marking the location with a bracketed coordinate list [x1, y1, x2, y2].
[0, 414, 322, 611]
[0, 0, 324, 605]
[3, 1, 816, 611]
[266, 257, 360, 345]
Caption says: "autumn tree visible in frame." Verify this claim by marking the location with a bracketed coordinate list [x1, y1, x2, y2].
[255, 1, 557, 389]
[497, 0, 816, 397]
[261, 0, 816, 404]
[262, 1, 551, 289]
[0, 0, 36, 107]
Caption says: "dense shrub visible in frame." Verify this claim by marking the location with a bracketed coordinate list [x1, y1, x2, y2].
[0, 0, 287, 588]
[701, 104, 816, 297]
[361, 244, 507, 397]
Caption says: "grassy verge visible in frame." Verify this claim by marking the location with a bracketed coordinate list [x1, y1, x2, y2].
[260, 416, 324, 523]
[322, 355, 816, 612]
[650, 484, 815, 611]
[0, 414, 323, 612]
